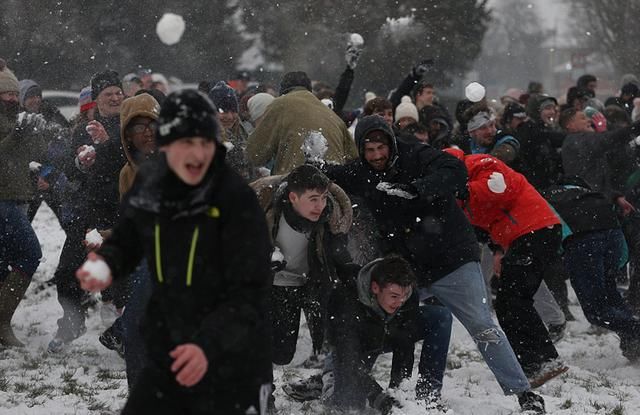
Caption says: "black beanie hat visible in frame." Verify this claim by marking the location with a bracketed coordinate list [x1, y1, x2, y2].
[90, 69, 122, 100]
[208, 81, 239, 113]
[156, 90, 220, 147]
[280, 71, 312, 95]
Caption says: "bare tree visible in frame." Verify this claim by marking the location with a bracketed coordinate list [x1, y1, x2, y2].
[566, 0, 640, 78]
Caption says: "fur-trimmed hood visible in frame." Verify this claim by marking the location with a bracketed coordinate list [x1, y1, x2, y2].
[250, 173, 352, 237]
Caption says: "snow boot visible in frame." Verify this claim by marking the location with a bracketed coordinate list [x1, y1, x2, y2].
[283, 374, 323, 401]
[527, 359, 569, 388]
[518, 391, 545, 414]
[0, 271, 31, 347]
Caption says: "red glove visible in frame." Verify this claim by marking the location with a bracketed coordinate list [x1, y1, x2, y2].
[591, 112, 607, 133]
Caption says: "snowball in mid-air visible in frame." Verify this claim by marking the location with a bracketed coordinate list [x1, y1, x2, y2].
[85, 229, 103, 246]
[81, 258, 110, 282]
[465, 82, 486, 102]
[29, 161, 42, 172]
[349, 33, 364, 47]
[156, 13, 186, 45]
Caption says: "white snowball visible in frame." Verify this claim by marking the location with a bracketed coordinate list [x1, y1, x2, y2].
[29, 161, 42, 172]
[78, 145, 95, 158]
[465, 82, 486, 102]
[81, 259, 110, 282]
[349, 33, 364, 47]
[271, 246, 285, 263]
[156, 13, 186, 46]
[85, 229, 103, 246]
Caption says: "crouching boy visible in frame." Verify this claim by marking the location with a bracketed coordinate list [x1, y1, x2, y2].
[328, 255, 418, 414]
[76, 90, 273, 414]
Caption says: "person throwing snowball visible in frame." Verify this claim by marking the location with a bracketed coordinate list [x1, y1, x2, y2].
[76, 89, 273, 415]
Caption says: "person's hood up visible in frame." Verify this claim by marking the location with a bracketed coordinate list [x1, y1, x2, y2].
[18, 79, 40, 107]
[356, 258, 389, 319]
[353, 115, 399, 170]
[525, 94, 557, 123]
[120, 93, 160, 167]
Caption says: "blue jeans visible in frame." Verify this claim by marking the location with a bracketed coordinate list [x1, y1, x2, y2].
[416, 304, 452, 397]
[564, 229, 640, 338]
[420, 262, 530, 395]
[0, 201, 42, 281]
[120, 262, 153, 388]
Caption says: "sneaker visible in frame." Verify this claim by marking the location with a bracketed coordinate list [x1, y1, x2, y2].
[47, 325, 87, 354]
[547, 322, 566, 343]
[282, 374, 323, 402]
[99, 326, 125, 358]
[527, 359, 569, 388]
[518, 391, 545, 414]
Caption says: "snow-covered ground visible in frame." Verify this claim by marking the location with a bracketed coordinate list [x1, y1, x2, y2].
[1, 204, 639, 414]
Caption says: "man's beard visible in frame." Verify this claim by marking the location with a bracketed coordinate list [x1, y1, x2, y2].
[0, 99, 20, 121]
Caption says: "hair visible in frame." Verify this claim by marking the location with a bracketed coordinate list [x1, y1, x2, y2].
[462, 102, 491, 125]
[527, 81, 543, 95]
[413, 80, 434, 98]
[286, 165, 330, 195]
[603, 105, 631, 130]
[577, 74, 597, 89]
[363, 97, 392, 116]
[135, 88, 166, 105]
[558, 107, 578, 130]
[371, 255, 416, 288]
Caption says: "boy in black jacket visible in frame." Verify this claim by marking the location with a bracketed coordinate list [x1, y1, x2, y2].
[77, 90, 273, 414]
[328, 255, 418, 414]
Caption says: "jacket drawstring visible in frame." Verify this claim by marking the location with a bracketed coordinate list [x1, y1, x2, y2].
[154, 223, 200, 286]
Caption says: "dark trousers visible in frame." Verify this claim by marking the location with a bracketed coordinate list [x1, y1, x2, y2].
[416, 304, 452, 397]
[494, 226, 561, 375]
[124, 365, 266, 415]
[622, 213, 640, 311]
[565, 229, 640, 339]
[0, 201, 41, 281]
[53, 219, 90, 339]
[270, 285, 323, 365]
[120, 262, 153, 387]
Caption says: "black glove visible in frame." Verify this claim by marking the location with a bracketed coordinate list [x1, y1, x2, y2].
[376, 181, 418, 200]
[15, 112, 47, 139]
[412, 59, 435, 77]
[370, 392, 401, 415]
[271, 259, 287, 273]
[345, 44, 362, 70]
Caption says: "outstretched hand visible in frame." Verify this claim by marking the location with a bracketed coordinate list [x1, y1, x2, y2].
[76, 252, 112, 292]
[170, 344, 209, 387]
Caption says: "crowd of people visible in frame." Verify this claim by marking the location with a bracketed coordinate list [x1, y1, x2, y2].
[1, 40, 640, 415]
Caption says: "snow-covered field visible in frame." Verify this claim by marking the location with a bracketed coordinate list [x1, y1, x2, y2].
[1, 204, 639, 414]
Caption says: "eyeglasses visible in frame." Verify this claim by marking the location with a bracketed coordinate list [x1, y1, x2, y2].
[129, 121, 158, 134]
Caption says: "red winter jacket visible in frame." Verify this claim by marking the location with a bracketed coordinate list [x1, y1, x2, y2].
[446, 148, 559, 249]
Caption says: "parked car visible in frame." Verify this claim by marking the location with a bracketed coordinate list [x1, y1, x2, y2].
[42, 90, 79, 121]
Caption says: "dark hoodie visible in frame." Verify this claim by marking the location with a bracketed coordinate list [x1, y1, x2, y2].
[515, 94, 565, 190]
[98, 149, 273, 395]
[325, 115, 479, 286]
[327, 258, 418, 408]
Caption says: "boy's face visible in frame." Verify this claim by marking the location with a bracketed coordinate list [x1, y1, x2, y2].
[161, 136, 216, 186]
[288, 188, 328, 222]
[371, 281, 411, 314]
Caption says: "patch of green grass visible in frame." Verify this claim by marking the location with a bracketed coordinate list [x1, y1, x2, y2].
[25, 383, 55, 400]
[13, 381, 31, 393]
[590, 400, 606, 411]
[608, 403, 625, 415]
[87, 399, 109, 411]
[0, 376, 9, 391]
[560, 398, 572, 409]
